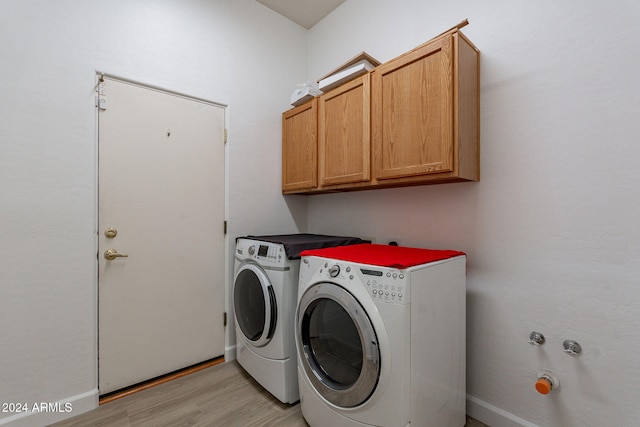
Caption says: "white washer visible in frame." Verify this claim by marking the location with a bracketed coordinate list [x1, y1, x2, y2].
[295, 244, 466, 426]
[234, 237, 300, 404]
[233, 235, 368, 404]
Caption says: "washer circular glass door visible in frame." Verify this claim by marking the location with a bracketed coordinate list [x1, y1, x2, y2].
[234, 263, 277, 347]
[297, 282, 380, 408]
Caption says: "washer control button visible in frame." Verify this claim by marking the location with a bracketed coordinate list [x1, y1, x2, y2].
[329, 264, 341, 278]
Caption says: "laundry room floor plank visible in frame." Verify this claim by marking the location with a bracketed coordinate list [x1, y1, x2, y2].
[50, 360, 488, 426]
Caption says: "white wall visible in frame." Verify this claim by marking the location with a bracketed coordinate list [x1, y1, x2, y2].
[0, 1, 307, 425]
[4, 1, 639, 426]
[305, 1, 640, 426]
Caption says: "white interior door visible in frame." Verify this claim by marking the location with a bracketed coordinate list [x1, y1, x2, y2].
[97, 76, 226, 395]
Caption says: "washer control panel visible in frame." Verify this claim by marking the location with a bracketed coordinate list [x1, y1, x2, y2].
[315, 260, 410, 304]
[235, 239, 286, 268]
[361, 268, 408, 304]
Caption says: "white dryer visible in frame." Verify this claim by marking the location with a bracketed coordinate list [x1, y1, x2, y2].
[233, 234, 368, 404]
[295, 244, 467, 426]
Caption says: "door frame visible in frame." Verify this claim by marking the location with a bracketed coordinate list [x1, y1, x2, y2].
[93, 71, 230, 388]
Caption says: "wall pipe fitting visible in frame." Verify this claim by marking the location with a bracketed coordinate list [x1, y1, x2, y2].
[535, 370, 560, 395]
[529, 331, 545, 346]
[563, 339, 582, 357]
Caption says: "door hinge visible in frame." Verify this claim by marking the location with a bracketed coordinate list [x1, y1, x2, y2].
[224, 220, 227, 235]
[97, 77, 107, 110]
[224, 128, 228, 143]
[223, 312, 227, 327]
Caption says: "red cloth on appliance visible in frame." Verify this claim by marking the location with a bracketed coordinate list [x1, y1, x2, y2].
[300, 243, 465, 269]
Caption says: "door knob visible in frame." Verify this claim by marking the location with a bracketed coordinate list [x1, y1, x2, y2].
[104, 249, 128, 260]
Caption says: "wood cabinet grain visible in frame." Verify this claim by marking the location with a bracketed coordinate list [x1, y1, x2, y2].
[319, 74, 370, 187]
[282, 99, 317, 192]
[282, 29, 479, 194]
[371, 31, 479, 187]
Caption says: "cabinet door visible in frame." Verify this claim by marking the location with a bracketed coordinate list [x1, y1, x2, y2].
[372, 35, 454, 181]
[282, 99, 317, 192]
[318, 74, 370, 187]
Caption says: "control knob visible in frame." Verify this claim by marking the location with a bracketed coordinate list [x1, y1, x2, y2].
[329, 264, 341, 278]
[248, 245, 255, 255]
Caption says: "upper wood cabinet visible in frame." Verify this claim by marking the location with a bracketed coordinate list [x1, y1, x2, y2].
[281, 28, 479, 194]
[318, 74, 370, 187]
[371, 31, 479, 186]
[282, 99, 317, 192]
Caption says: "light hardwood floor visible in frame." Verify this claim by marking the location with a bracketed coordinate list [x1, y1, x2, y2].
[51, 361, 489, 426]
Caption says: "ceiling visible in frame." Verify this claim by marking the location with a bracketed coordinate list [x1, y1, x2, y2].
[256, 0, 345, 29]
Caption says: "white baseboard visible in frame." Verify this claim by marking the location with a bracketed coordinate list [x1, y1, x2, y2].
[0, 388, 98, 427]
[467, 394, 539, 427]
[225, 344, 236, 362]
